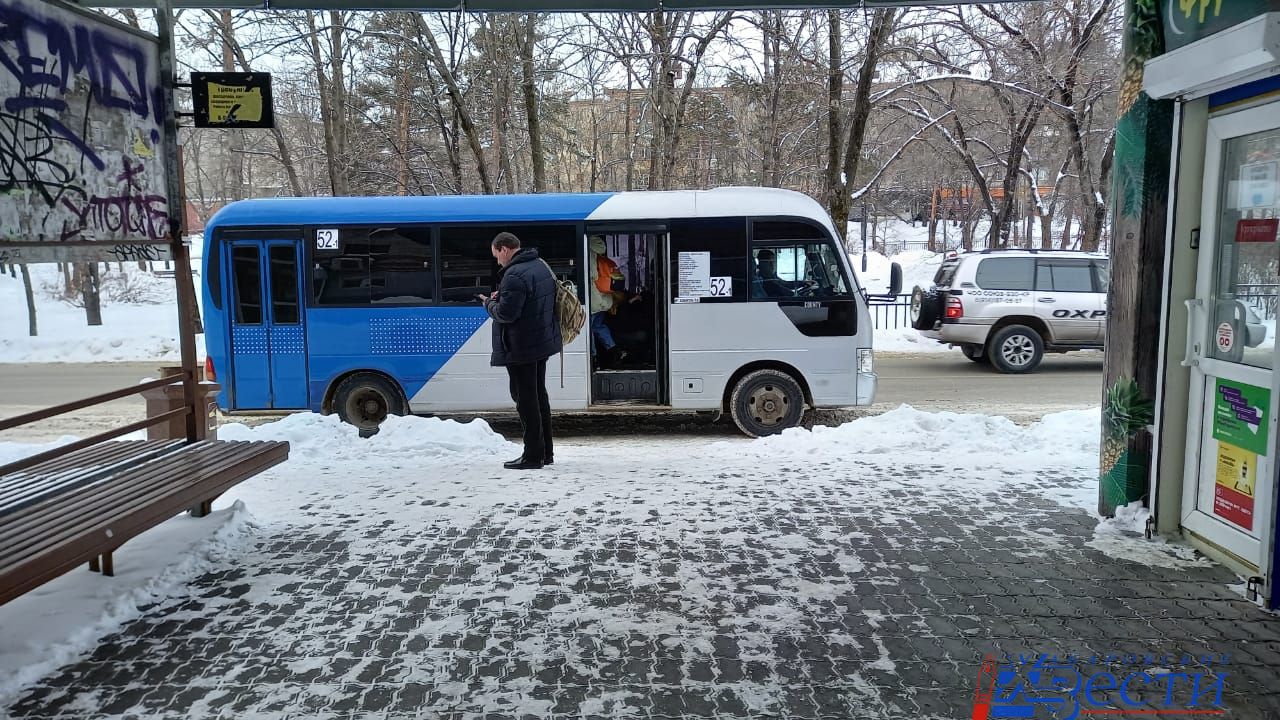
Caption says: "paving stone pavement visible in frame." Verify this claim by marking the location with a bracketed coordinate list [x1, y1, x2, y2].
[5, 451, 1280, 720]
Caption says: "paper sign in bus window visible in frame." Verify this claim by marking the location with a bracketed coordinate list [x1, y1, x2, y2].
[678, 252, 711, 297]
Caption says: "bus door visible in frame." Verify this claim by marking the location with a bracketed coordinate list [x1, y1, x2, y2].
[584, 224, 667, 405]
[227, 240, 309, 410]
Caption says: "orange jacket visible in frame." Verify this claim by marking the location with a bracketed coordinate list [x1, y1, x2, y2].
[595, 254, 618, 293]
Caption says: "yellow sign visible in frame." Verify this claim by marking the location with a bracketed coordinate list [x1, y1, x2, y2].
[1215, 441, 1256, 495]
[1213, 441, 1257, 530]
[206, 83, 263, 124]
[191, 72, 275, 129]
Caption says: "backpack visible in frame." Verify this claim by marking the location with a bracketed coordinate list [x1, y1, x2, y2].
[539, 259, 586, 346]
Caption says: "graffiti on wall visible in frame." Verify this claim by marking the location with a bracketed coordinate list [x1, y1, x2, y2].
[0, 0, 169, 245]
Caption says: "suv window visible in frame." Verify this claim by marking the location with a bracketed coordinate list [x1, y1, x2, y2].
[974, 258, 1035, 290]
[1036, 260, 1095, 293]
[934, 261, 960, 288]
[1093, 260, 1110, 293]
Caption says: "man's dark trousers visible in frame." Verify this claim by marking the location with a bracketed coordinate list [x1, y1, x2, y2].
[507, 358, 552, 462]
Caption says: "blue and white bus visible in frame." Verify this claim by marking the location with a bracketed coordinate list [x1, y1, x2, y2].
[201, 187, 901, 436]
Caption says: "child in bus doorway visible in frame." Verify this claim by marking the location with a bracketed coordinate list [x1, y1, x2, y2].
[589, 236, 638, 368]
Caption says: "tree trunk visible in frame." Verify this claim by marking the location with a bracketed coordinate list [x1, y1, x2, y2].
[824, 10, 844, 243]
[654, 12, 734, 190]
[1061, 211, 1074, 249]
[20, 264, 36, 336]
[625, 66, 636, 191]
[1081, 130, 1117, 252]
[306, 11, 345, 196]
[521, 14, 546, 193]
[1041, 212, 1054, 250]
[328, 11, 349, 194]
[646, 11, 673, 190]
[220, 10, 245, 201]
[827, 9, 896, 246]
[81, 263, 102, 326]
[414, 14, 494, 194]
[395, 17, 412, 196]
[216, 14, 303, 195]
[761, 11, 783, 187]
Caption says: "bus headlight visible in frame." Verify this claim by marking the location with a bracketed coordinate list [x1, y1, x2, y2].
[858, 348, 874, 374]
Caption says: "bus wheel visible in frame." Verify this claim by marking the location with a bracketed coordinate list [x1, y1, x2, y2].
[729, 369, 805, 438]
[334, 374, 406, 436]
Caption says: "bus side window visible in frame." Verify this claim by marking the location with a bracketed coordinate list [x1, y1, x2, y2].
[368, 227, 432, 305]
[314, 230, 371, 306]
[439, 224, 579, 304]
[669, 217, 748, 302]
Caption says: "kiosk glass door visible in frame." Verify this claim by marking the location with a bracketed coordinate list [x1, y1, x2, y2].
[1184, 104, 1280, 571]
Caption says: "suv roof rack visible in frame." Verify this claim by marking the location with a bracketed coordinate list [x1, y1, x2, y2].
[970, 248, 1102, 254]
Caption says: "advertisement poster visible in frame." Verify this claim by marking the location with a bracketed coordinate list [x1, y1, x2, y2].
[1213, 441, 1256, 530]
[1239, 160, 1278, 209]
[677, 252, 711, 297]
[1235, 218, 1279, 243]
[1212, 379, 1270, 456]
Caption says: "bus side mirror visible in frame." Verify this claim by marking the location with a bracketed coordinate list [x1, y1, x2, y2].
[888, 263, 903, 296]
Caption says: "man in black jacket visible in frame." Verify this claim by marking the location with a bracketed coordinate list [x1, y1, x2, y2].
[482, 232, 562, 470]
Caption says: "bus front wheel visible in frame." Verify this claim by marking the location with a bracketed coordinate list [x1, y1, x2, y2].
[333, 373, 407, 436]
[729, 369, 805, 438]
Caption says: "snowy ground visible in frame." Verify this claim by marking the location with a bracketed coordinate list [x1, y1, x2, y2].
[0, 237, 206, 365]
[4, 408, 1277, 719]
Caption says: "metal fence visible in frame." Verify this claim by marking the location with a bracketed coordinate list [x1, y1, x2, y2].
[1238, 284, 1279, 320]
[871, 294, 914, 329]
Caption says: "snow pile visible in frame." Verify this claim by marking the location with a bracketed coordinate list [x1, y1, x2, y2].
[745, 405, 1101, 470]
[218, 412, 516, 459]
[1088, 501, 1215, 571]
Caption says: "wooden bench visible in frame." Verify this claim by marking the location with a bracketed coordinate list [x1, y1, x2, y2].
[0, 438, 289, 606]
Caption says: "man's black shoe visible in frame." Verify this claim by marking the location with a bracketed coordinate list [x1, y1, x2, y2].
[504, 458, 544, 470]
[543, 456, 554, 465]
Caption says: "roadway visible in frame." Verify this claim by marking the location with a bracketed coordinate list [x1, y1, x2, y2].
[0, 352, 1104, 441]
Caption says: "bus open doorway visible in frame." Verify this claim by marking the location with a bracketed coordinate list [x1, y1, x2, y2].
[587, 230, 666, 407]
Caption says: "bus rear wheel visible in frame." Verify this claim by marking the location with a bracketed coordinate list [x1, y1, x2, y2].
[333, 373, 407, 436]
[729, 369, 805, 438]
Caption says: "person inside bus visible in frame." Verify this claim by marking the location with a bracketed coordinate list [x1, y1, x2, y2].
[589, 236, 639, 367]
[754, 248, 814, 298]
[481, 232, 560, 471]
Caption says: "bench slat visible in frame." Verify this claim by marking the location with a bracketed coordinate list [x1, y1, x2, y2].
[0, 441, 187, 518]
[0, 442, 283, 555]
[0, 440, 288, 606]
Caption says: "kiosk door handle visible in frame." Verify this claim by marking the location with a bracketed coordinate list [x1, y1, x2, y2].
[1182, 298, 1204, 367]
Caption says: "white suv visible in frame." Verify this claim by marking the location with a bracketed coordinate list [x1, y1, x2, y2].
[908, 250, 1110, 373]
[909, 249, 1268, 372]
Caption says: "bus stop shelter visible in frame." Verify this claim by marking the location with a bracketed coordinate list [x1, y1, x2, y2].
[4, 0, 1278, 614]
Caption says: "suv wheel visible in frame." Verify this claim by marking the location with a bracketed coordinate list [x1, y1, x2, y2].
[961, 344, 988, 363]
[909, 286, 941, 330]
[988, 325, 1044, 373]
